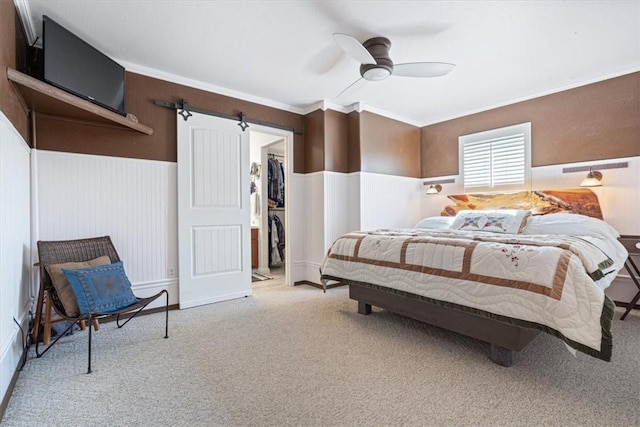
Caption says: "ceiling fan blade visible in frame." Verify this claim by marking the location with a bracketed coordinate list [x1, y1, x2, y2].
[337, 77, 367, 99]
[333, 33, 376, 65]
[393, 62, 455, 78]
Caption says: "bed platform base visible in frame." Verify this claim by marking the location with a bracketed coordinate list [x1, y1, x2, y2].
[349, 283, 539, 367]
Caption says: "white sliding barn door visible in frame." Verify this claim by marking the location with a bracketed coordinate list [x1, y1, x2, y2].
[177, 112, 251, 308]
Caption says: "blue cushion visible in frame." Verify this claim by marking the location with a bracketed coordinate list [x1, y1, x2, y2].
[62, 262, 138, 315]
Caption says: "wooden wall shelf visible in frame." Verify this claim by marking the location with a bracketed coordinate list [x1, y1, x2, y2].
[7, 68, 153, 135]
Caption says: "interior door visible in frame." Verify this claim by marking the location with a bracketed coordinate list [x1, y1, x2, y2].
[177, 111, 251, 309]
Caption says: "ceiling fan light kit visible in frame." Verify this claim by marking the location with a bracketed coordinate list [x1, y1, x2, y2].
[360, 37, 394, 81]
[333, 33, 455, 97]
[362, 67, 391, 81]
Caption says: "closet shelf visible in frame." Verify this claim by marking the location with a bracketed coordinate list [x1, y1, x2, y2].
[7, 68, 153, 135]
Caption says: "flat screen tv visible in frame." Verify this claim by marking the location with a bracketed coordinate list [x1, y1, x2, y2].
[43, 15, 126, 116]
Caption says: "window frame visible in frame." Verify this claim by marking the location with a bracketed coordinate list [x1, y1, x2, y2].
[458, 122, 532, 193]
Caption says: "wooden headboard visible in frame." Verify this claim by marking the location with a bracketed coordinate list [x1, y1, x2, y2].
[442, 188, 603, 219]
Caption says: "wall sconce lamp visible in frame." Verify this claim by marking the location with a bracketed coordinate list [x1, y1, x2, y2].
[426, 184, 442, 195]
[579, 168, 603, 187]
[563, 162, 627, 187]
[423, 178, 454, 195]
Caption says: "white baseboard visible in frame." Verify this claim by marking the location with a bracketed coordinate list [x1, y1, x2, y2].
[132, 279, 179, 309]
[0, 311, 30, 410]
[291, 261, 322, 285]
[178, 289, 252, 310]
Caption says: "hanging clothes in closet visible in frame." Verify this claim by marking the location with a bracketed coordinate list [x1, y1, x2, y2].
[249, 162, 260, 222]
[267, 153, 285, 267]
[267, 155, 285, 208]
[268, 214, 285, 267]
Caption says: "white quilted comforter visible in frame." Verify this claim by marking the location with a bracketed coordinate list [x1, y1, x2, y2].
[320, 228, 623, 361]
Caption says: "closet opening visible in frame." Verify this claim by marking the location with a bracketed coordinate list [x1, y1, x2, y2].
[249, 128, 290, 287]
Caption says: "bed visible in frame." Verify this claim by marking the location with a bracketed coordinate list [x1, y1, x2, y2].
[319, 189, 628, 366]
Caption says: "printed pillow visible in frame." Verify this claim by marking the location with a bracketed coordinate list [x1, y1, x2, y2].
[45, 255, 112, 317]
[62, 262, 138, 315]
[450, 209, 532, 234]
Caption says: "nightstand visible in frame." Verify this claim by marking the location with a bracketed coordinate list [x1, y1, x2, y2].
[618, 235, 640, 320]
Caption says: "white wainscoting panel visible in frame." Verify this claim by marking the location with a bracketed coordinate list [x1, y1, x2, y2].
[347, 172, 361, 232]
[324, 172, 351, 252]
[304, 172, 325, 282]
[288, 173, 306, 284]
[360, 172, 423, 230]
[36, 151, 178, 304]
[0, 112, 31, 405]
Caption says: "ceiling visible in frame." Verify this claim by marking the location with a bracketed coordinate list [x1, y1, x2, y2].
[17, 0, 640, 126]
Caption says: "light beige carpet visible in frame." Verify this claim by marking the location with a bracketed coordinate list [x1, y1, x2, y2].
[3, 281, 639, 426]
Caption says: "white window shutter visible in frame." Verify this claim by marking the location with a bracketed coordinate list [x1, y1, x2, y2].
[459, 123, 531, 192]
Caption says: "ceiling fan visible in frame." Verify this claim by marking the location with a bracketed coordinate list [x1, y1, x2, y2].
[333, 33, 455, 98]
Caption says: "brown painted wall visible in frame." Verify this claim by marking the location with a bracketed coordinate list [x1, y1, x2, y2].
[324, 109, 349, 173]
[304, 109, 419, 176]
[348, 111, 360, 173]
[303, 109, 324, 173]
[303, 109, 350, 174]
[421, 72, 640, 178]
[359, 111, 421, 178]
[34, 71, 306, 169]
[1, 2, 29, 141]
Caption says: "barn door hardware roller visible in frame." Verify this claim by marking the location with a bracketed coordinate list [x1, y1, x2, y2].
[154, 98, 303, 135]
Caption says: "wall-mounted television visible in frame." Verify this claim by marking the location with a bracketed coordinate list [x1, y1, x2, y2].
[43, 15, 126, 116]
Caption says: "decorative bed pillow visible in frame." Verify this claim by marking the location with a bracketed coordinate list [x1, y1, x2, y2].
[522, 213, 620, 240]
[414, 216, 455, 229]
[62, 261, 138, 315]
[45, 255, 112, 317]
[450, 209, 532, 234]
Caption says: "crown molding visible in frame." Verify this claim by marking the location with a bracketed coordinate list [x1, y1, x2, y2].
[14, 0, 40, 47]
[301, 100, 352, 115]
[355, 102, 423, 127]
[300, 100, 423, 127]
[116, 59, 308, 116]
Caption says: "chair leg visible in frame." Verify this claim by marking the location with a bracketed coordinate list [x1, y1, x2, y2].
[87, 313, 93, 374]
[35, 316, 79, 359]
[32, 282, 45, 345]
[79, 318, 100, 330]
[43, 291, 53, 345]
[164, 290, 169, 339]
